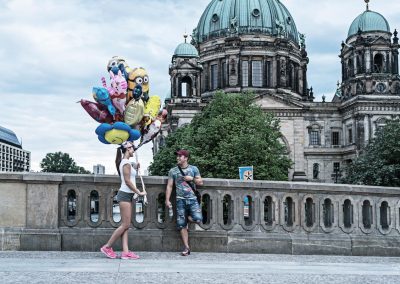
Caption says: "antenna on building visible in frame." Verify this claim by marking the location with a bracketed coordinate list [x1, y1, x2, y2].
[364, 0, 370, 11]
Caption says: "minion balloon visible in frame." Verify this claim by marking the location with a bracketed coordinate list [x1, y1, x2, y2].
[127, 67, 149, 103]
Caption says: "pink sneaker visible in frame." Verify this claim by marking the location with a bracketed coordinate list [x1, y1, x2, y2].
[121, 251, 140, 260]
[100, 246, 117, 259]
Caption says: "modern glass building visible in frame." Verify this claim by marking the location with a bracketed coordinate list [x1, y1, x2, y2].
[0, 126, 31, 172]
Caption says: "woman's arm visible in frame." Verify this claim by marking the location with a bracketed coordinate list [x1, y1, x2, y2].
[122, 164, 146, 195]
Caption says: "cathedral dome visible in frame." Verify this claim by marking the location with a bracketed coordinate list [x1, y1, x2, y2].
[194, 0, 299, 44]
[347, 10, 390, 38]
[173, 41, 199, 58]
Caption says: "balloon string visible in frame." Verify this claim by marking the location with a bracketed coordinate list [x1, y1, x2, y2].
[134, 151, 147, 205]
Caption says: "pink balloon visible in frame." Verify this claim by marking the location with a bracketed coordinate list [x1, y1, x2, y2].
[80, 99, 113, 123]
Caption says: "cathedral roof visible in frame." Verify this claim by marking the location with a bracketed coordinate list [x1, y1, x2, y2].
[173, 42, 199, 58]
[194, 0, 299, 44]
[0, 125, 21, 148]
[348, 10, 390, 38]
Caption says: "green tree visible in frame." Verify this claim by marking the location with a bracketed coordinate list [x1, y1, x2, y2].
[344, 120, 400, 186]
[40, 151, 91, 174]
[149, 92, 292, 180]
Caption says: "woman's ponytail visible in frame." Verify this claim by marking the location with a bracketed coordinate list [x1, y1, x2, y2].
[115, 148, 122, 176]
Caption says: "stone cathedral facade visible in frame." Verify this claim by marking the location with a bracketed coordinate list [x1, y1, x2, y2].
[156, 0, 400, 183]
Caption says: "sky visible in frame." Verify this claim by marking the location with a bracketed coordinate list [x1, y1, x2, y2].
[1, 0, 399, 175]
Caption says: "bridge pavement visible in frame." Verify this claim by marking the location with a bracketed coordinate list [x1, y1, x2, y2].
[0, 251, 399, 283]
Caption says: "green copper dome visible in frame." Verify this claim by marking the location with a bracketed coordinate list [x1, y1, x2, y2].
[348, 10, 390, 38]
[194, 0, 299, 44]
[174, 42, 199, 58]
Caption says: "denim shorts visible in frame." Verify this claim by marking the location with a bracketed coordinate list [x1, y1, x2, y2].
[116, 191, 134, 203]
[176, 198, 203, 230]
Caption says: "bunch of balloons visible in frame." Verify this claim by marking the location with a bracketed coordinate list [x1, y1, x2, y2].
[80, 56, 167, 148]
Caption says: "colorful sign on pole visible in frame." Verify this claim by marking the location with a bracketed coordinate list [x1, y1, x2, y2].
[239, 166, 253, 181]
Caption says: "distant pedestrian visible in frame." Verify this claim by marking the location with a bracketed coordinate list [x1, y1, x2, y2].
[100, 141, 146, 260]
[165, 149, 203, 256]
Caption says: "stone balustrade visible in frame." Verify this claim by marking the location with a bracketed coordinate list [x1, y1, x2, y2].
[1, 173, 400, 255]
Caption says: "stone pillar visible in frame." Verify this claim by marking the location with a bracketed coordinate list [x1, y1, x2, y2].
[341, 59, 345, 81]
[272, 57, 277, 88]
[249, 56, 253, 87]
[393, 50, 399, 74]
[364, 114, 370, 144]
[292, 119, 308, 182]
[218, 58, 222, 89]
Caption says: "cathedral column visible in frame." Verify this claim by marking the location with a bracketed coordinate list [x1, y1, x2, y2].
[249, 56, 253, 87]
[302, 66, 307, 96]
[364, 114, 370, 144]
[370, 50, 374, 73]
[352, 116, 357, 145]
[385, 51, 390, 73]
[393, 50, 399, 74]
[272, 57, 278, 88]
[341, 59, 345, 81]
[174, 76, 179, 97]
[292, 119, 307, 182]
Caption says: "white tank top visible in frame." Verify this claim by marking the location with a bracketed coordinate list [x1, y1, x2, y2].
[119, 159, 137, 193]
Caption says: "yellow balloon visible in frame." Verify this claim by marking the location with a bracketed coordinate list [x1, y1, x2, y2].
[124, 99, 144, 126]
[144, 96, 161, 124]
[104, 129, 130, 144]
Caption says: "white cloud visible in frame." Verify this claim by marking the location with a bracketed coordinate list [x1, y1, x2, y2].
[0, 0, 399, 173]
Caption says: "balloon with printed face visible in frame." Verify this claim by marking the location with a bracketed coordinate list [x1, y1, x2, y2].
[79, 99, 113, 123]
[127, 67, 149, 102]
[95, 122, 140, 144]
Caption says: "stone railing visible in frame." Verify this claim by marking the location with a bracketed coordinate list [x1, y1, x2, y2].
[1, 173, 400, 256]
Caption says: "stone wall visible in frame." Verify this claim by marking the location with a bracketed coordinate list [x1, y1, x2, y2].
[0, 172, 400, 256]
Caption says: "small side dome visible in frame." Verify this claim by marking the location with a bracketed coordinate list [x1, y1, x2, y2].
[173, 36, 199, 58]
[348, 10, 390, 38]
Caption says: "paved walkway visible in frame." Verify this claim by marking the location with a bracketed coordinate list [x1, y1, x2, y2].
[1, 251, 400, 283]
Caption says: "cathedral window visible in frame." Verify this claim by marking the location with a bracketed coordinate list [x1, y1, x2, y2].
[252, 60, 262, 87]
[347, 58, 354, 77]
[211, 64, 218, 90]
[331, 131, 340, 146]
[374, 54, 384, 73]
[347, 128, 353, 144]
[310, 131, 320, 145]
[375, 117, 387, 132]
[242, 61, 249, 87]
[332, 162, 341, 183]
[308, 123, 322, 146]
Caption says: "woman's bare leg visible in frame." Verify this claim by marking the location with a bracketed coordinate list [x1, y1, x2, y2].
[105, 201, 132, 248]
